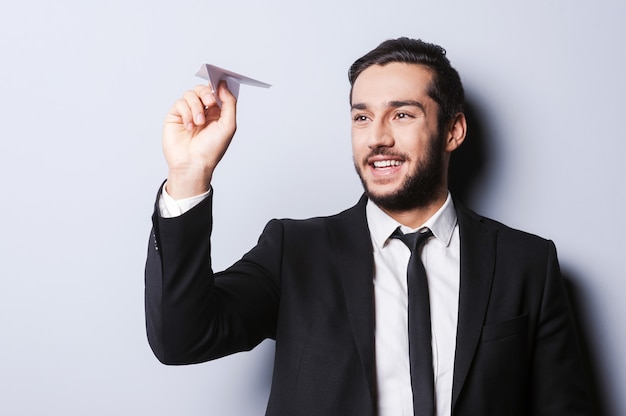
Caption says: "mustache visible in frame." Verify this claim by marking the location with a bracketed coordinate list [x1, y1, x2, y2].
[362, 148, 410, 164]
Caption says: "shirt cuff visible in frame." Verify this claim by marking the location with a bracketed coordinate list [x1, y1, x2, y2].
[158, 183, 212, 218]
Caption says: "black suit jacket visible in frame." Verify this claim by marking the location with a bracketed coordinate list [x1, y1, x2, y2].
[145, 192, 593, 415]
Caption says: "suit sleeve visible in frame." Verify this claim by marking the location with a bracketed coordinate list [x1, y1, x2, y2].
[530, 241, 594, 415]
[145, 189, 281, 365]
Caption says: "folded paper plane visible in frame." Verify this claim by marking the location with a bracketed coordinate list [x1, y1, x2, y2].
[195, 64, 271, 107]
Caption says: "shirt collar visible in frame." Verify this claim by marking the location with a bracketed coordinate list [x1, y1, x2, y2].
[366, 192, 458, 249]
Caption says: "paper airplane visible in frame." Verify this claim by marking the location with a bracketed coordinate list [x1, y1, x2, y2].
[195, 64, 271, 107]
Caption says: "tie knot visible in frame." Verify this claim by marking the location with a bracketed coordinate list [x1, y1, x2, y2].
[391, 228, 433, 252]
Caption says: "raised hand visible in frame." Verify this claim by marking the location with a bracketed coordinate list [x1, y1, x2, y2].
[163, 82, 237, 199]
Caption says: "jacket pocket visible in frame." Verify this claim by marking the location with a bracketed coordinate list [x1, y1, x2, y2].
[481, 314, 528, 343]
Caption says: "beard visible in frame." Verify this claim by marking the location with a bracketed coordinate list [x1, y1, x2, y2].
[354, 131, 446, 211]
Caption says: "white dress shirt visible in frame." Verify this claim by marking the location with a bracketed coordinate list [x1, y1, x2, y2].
[367, 194, 460, 416]
[158, 185, 210, 218]
[159, 186, 460, 415]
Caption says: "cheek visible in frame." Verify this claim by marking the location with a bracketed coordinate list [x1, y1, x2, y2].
[350, 130, 366, 154]
[395, 127, 430, 150]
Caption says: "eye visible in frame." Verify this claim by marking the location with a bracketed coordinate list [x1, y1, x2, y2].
[352, 114, 370, 122]
[395, 112, 413, 120]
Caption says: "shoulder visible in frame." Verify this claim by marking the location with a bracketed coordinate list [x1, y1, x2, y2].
[257, 195, 369, 251]
[269, 194, 368, 230]
[456, 202, 556, 256]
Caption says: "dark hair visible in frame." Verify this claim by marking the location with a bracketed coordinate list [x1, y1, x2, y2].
[348, 37, 465, 130]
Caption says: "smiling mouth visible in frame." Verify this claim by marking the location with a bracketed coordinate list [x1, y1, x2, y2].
[371, 159, 404, 169]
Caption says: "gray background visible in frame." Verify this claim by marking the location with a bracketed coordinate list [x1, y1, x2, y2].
[1, 0, 623, 415]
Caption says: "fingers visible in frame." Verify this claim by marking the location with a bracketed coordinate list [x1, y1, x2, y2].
[169, 85, 216, 131]
[167, 82, 237, 132]
[189, 85, 216, 129]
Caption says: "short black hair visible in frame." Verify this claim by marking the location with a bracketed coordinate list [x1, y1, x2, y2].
[349, 37, 465, 130]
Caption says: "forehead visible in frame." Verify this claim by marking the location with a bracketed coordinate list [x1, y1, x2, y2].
[351, 62, 435, 105]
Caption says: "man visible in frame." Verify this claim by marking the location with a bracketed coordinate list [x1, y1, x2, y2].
[145, 38, 593, 415]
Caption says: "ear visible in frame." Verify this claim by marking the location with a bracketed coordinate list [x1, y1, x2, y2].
[445, 112, 467, 152]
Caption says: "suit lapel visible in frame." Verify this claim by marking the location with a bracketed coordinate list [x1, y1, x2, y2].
[323, 197, 497, 408]
[451, 204, 497, 409]
[325, 195, 376, 399]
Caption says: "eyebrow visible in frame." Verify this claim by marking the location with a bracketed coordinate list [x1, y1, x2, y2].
[351, 103, 368, 111]
[388, 100, 426, 111]
[351, 100, 426, 112]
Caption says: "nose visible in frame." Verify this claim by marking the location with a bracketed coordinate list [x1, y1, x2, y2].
[367, 119, 394, 149]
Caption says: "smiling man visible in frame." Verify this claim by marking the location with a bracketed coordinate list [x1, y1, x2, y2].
[350, 61, 464, 227]
[145, 38, 593, 416]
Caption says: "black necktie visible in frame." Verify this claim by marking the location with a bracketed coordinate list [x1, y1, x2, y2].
[391, 228, 435, 416]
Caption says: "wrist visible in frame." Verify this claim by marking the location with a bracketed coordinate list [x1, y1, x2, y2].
[166, 167, 212, 199]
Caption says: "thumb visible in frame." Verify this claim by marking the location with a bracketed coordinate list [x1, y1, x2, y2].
[217, 81, 237, 132]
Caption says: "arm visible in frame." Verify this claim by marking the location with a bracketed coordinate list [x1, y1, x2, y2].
[145, 190, 280, 365]
[530, 241, 594, 415]
[145, 81, 279, 364]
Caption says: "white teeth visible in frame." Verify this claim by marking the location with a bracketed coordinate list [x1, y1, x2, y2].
[373, 160, 402, 168]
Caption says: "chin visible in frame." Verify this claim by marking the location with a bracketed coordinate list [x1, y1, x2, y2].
[365, 184, 401, 200]
[361, 173, 445, 211]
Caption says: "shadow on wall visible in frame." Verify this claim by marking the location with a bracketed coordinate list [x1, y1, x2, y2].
[448, 99, 489, 207]
[451, 97, 611, 415]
